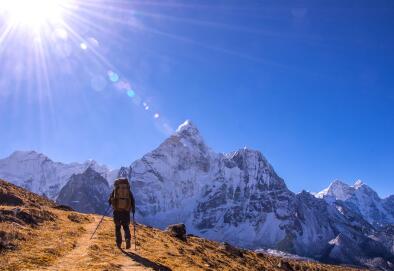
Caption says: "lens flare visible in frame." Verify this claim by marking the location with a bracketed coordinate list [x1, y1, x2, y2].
[80, 43, 87, 50]
[0, 0, 170, 136]
[127, 89, 135, 97]
[107, 70, 119, 82]
[0, 0, 71, 28]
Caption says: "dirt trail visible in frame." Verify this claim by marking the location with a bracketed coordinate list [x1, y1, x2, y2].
[36, 217, 151, 271]
[119, 257, 154, 271]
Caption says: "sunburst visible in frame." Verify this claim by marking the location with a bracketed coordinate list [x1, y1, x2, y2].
[0, 0, 176, 134]
[0, 0, 73, 29]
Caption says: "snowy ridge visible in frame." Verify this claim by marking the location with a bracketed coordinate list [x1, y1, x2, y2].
[316, 180, 355, 201]
[316, 179, 394, 227]
[0, 150, 118, 199]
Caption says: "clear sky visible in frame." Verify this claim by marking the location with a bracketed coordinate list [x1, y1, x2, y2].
[0, 0, 393, 196]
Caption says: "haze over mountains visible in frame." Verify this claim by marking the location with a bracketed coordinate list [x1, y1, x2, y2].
[1, 120, 394, 270]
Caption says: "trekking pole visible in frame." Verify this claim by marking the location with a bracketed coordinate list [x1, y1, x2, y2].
[133, 212, 137, 250]
[90, 205, 111, 240]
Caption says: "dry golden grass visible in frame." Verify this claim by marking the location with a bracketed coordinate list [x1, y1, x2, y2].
[0, 208, 93, 271]
[89, 218, 364, 271]
[0, 207, 365, 271]
[0, 179, 54, 208]
[0, 178, 365, 271]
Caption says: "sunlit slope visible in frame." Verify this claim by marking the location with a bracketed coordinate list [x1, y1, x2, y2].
[0, 179, 363, 271]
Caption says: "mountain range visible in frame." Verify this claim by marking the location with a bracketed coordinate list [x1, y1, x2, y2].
[1, 120, 393, 270]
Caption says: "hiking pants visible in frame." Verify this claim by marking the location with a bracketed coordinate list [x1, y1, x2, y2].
[113, 210, 131, 244]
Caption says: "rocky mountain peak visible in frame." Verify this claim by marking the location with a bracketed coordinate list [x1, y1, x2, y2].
[353, 179, 364, 189]
[153, 120, 210, 159]
[316, 179, 394, 228]
[176, 119, 198, 134]
[8, 150, 50, 162]
[57, 167, 110, 214]
[174, 120, 205, 145]
[227, 148, 276, 177]
[330, 179, 350, 189]
[80, 166, 101, 179]
[316, 180, 354, 201]
[318, 179, 380, 202]
[231, 147, 263, 156]
[352, 180, 375, 194]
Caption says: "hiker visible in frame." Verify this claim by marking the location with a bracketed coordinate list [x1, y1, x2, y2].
[108, 177, 135, 249]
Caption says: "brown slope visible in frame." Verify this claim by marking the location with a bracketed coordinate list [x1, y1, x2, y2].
[0, 179, 363, 271]
[0, 179, 54, 208]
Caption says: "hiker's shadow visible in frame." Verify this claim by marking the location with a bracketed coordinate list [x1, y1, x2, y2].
[121, 250, 172, 271]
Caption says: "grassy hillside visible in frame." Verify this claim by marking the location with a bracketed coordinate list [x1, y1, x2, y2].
[0, 179, 363, 271]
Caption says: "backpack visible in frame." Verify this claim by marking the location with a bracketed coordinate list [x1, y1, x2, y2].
[112, 178, 132, 212]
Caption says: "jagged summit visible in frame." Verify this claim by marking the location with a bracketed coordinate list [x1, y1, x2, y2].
[176, 120, 198, 133]
[225, 147, 281, 183]
[316, 180, 353, 201]
[316, 179, 394, 227]
[230, 147, 264, 156]
[173, 120, 205, 145]
[331, 179, 349, 187]
[354, 179, 364, 188]
[8, 150, 50, 161]
[152, 120, 209, 156]
[10, 150, 39, 156]
[317, 179, 375, 201]
[81, 166, 100, 176]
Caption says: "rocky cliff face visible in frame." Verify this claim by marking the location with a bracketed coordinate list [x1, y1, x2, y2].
[56, 167, 111, 215]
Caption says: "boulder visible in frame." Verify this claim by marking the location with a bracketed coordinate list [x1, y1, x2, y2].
[277, 260, 294, 271]
[220, 242, 244, 257]
[166, 223, 187, 241]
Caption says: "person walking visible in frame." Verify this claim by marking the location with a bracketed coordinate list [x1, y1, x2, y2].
[108, 177, 135, 249]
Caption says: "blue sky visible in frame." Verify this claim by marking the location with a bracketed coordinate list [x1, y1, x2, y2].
[0, 0, 393, 196]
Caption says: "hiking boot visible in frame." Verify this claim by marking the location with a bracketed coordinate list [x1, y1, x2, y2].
[116, 241, 122, 249]
[126, 239, 131, 249]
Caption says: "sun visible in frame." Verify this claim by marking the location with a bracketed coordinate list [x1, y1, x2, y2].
[0, 0, 70, 29]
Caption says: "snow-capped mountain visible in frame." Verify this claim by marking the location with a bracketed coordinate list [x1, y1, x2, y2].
[316, 180, 356, 202]
[1, 121, 394, 270]
[123, 120, 394, 269]
[0, 150, 117, 199]
[57, 167, 111, 214]
[128, 120, 296, 248]
[316, 180, 394, 227]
